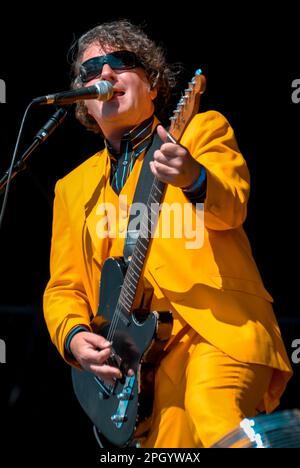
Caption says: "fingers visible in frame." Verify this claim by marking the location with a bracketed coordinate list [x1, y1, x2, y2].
[85, 345, 112, 365]
[150, 143, 185, 182]
[156, 127, 186, 160]
[80, 344, 123, 384]
[150, 160, 179, 177]
[157, 124, 177, 143]
[85, 332, 111, 349]
[157, 142, 180, 157]
[157, 124, 169, 143]
[90, 363, 123, 385]
[70, 331, 129, 385]
[149, 161, 178, 184]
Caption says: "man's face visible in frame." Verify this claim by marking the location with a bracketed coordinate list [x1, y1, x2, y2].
[80, 44, 157, 132]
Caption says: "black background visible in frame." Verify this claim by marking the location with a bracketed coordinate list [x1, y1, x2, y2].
[0, 4, 299, 463]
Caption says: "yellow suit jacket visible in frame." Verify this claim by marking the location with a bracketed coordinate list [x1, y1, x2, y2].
[43, 111, 292, 386]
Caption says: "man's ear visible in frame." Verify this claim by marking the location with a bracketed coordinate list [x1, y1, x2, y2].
[149, 71, 159, 99]
[149, 86, 158, 100]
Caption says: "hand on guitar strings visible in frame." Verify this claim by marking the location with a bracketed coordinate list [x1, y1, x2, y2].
[70, 331, 125, 385]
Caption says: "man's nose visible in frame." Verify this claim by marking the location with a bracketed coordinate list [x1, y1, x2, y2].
[100, 63, 116, 81]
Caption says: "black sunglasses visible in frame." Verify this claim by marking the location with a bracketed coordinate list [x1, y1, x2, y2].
[79, 50, 142, 83]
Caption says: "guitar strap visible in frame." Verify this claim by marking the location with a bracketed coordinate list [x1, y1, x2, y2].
[123, 129, 161, 264]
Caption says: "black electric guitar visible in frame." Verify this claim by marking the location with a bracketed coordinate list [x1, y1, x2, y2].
[71, 70, 206, 448]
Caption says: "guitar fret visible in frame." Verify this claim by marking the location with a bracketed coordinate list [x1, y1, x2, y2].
[149, 193, 157, 202]
[150, 205, 159, 217]
[123, 272, 138, 288]
[136, 241, 149, 257]
[121, 286, 134, 298]
[130, 267, 142, 281]
[140, 222, 151, 239]
[119, 292, 131, 306]
[127, 268, 139, 281]
[123, 281, 135, 295]
[118, 296, 131, 313]
[114, 298, 131, 321]
[131, 254, 143, 269]
[153, 185, 162, 194]
[123, 282, 137, 297]
[118, 299, 133, 316]
[139, 230, 149, 240]
[149, 218, 156, 228]
[116, 308, 130, 325]
[127, 275, 139, 288]
[135, 245, 146, 257]
[134, 256, 143, 266]
[135, 246, 147, 260]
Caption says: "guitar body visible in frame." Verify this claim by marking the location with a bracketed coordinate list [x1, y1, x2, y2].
[71, 257, 157, 447]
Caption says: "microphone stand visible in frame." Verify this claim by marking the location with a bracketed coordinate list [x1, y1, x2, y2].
[0, 107, 68, 194]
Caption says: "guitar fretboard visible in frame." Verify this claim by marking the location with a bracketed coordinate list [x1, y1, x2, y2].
[118, 177, 165, 316]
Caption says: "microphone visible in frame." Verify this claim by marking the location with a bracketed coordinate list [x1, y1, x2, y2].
[34, 107, 69, 141]
[32, 80, 114, 106]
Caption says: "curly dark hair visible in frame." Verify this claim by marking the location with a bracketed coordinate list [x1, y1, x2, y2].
[69, 19, 181, 133]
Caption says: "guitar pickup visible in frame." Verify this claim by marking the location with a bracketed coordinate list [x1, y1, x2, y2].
[109, 348, 122, 368]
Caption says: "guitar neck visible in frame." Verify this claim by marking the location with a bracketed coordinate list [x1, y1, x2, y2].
[117, 70, 206, 317]
[117, 176, 165, 316]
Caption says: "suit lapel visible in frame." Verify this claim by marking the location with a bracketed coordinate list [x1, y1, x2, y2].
[83, 149, 110, 255]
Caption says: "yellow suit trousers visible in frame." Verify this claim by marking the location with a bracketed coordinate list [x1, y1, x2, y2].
[141, 330, 274, 448]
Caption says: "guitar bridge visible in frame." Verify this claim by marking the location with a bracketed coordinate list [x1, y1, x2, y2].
[111, 374, 135, 428]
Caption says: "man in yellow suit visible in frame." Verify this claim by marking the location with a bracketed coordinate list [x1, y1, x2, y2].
[43, 19, 292, 448]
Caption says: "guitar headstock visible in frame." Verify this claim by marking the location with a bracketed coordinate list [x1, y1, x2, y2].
[169, 69, 206, 142]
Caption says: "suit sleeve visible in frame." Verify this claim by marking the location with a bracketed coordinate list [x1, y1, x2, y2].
[181, 111, 250, 230]
[43, 179, 92, 366]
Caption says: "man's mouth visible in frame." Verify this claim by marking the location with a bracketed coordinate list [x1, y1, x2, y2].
[112, 90, 125, 98]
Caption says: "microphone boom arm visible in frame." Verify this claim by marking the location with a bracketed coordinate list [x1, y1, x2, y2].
[0, 107, 68, 194]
